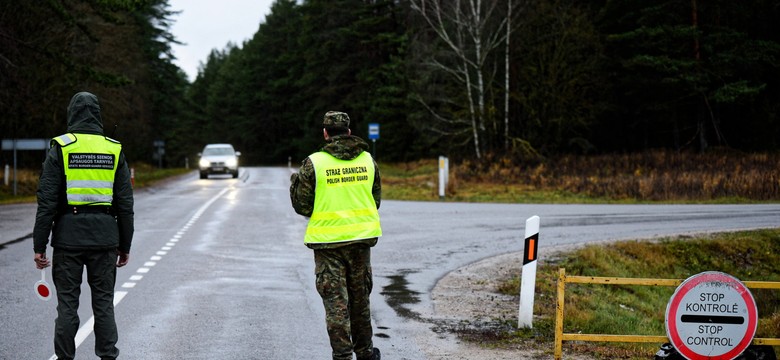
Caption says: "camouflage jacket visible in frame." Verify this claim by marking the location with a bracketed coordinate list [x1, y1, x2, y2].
[290, 135, 381, 249]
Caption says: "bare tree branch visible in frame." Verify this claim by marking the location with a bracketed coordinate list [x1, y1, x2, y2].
[409, 0, 519, 158]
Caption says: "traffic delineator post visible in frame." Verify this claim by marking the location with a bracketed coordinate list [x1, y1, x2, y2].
[519, 215, 540, 328]
[438, 156, 448, 200]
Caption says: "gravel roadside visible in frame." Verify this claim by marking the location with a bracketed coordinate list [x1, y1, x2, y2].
[423, 248, 596, 360]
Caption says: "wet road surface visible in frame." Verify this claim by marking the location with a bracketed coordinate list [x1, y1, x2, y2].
[2, 167, 778, 359]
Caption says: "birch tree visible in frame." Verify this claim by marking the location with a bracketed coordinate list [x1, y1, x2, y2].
[504, 0, 512, 150]
[409, 0, 516, 159]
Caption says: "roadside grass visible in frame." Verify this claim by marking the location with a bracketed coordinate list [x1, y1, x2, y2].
[381, 159, 613, 203]
[0, 166, 39, 204]
[0, 163, 191, 204]
[127, 163, 191, 188]
[492, 230, 780, 359]
[381, 150, 780, 203]
[5, 150, 778, 204]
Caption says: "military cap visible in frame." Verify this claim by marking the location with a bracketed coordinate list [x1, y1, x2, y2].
[323, 111, 350, 129]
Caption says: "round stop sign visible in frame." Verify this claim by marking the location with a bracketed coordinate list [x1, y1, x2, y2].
[35, 270, 52, 301]
[665, 271, 757, 360]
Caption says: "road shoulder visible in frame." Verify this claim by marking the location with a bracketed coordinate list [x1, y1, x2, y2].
[427, 247, 595, 359]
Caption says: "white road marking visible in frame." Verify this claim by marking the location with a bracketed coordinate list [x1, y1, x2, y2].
[47, 292, 128, 360]
[47, 187, 230, 360]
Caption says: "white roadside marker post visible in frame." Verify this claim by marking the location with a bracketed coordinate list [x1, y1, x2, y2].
[438, 156, 448, 200]
[519, 215, 540, 328]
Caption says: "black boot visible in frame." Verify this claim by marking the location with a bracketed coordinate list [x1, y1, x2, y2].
[357, 347, 380, 360]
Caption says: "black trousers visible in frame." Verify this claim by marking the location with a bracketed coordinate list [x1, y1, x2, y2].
[52, 248, 119, 360]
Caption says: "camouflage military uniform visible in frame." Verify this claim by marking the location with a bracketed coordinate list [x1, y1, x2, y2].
[290, 111, 381, 360]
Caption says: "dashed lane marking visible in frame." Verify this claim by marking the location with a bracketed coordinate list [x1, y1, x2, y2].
[47, 187, 230, 360]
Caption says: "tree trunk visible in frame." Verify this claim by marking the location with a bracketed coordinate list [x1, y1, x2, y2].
[504, 0, 512, 150]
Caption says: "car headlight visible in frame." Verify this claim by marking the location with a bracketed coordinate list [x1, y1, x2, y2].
[199, 159, 210, 167]
[225, 157, 238, 167]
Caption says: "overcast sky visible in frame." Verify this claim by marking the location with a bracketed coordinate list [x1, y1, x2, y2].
[168, 0, 275, 82]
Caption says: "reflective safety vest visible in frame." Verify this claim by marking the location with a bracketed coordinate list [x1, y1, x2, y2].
[53, 133, 122, 206]
[305, 151, 382, 244]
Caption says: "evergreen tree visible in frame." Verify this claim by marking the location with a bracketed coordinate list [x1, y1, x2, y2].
[593, 0, 780, 152]
[0, 0, 186, 165]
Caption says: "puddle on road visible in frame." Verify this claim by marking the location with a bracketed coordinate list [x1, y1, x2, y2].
[375, 326, 390, 339]
[380, 270, 525, 344]
[380, 271, 423, 321]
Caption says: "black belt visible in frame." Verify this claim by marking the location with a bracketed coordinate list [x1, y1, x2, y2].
[70, 206, 112, 215]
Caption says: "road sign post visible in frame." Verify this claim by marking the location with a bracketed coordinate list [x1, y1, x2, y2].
[368, 123, 379, 158]
[2, 138, 48, 195]
[153, 140, 165, 168]
[665, 271, 758, 360]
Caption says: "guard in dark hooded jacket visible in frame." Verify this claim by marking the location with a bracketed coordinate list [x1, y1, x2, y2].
[33, 91, 134, 360]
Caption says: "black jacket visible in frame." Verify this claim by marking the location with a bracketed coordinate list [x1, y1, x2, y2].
[33, 92, 134, 253]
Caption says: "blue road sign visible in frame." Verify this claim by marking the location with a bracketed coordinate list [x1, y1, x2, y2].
[368, 123, 379, 140]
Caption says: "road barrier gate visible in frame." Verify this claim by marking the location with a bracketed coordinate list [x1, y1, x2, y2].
[554, 268, 780, 359]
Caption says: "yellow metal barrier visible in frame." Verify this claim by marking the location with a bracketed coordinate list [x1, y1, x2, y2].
[554, 268, 780, 359]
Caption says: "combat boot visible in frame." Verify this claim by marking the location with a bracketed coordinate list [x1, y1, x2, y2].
[357, 347, 380, 360]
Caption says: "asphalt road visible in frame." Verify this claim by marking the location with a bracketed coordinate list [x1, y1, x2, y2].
[1, 167, 778, 359]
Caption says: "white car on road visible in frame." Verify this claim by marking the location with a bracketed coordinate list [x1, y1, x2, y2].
[198, 143, 240, 179]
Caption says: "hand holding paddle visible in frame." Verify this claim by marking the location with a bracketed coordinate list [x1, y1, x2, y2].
[34, 252, 50, 269]
[35, 269, 52, 301]
[33, 253, 53, 301]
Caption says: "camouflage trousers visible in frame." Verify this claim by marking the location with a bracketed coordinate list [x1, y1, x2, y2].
[314, 245, 374, 360]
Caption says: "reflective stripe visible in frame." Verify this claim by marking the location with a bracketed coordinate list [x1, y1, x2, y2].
[309, 208, 378, 221]
[67, 193, 113, 203]
[306, 221, 382, 236]
[54, 133, 76, 146]
[67, 180, 114, 189]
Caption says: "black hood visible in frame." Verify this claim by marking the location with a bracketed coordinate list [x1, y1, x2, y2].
[67, 92, 104, 134]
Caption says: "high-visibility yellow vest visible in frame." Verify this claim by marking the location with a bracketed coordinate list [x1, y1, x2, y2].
[305, 151, 382, 244]
[54, 133, 122, 206]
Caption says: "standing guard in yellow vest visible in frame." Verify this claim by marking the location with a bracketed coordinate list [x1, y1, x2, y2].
[290, 111, 382, 360]
[33, 92, 134, 360]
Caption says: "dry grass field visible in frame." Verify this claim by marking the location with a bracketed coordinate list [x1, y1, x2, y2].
[382, 150, 780, 203]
